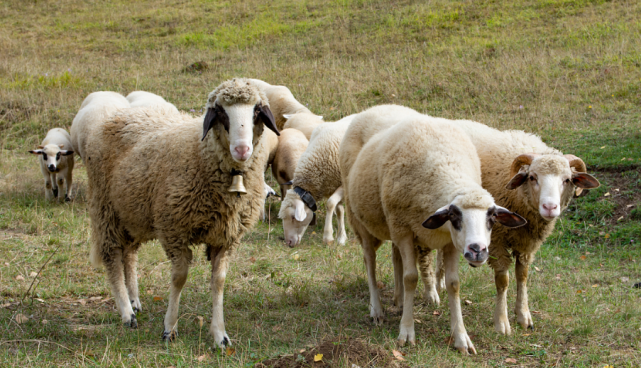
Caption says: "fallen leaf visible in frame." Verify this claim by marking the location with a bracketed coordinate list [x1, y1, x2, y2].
[580, 255, 587, 260]
[4, 262, 9, 267]
[617, 216, 624, 221]
[505, 358, 517, 364]
[14, 314, 28, 324]
[249, 257, 256, 263]
[433, 310, 441, 316]
[592, 284, 599, 288]
[314, 353, 323, 362]
[555, 274, 561, 280]
[292, 254, 300, 260]
[1, 303, 11, 308]
[78, 299, 86, 306]
[351, 364, 362, 368]
[522, 333, 531, 336]
[35, 298, 45, 303]
[41, 319, 48, 324]
[197, 316, 204, 328]
[534, 266, 541, 272]
[15, 275, 24, 281]
[299, 349, 306, 353]
[532, 311, 541, 314]
[464, 300, 472, 305]
[311, 231, 316, 235]
[376, 281, 385, 290]
[605, 234, 610, 239]
[392, 350, 405, 361]
[620, 277, 630, 283]
[600, 146, 605, 149]
[29, 272, 38, 277]
[604, 365, 614, 368]
[414, 319, 422, 324]
[153, 296, 163, 301]
[576, 290, 582, 294]
[89, 296, 102, 301]
[196, 354, 207, 362]
[627, 204, 635, 208]
[614, 188, 619, 192]
[604, 192, 610, 197]
[226, 347, 235, 356]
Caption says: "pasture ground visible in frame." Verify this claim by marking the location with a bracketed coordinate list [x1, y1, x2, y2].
[1, 0, 640, 366]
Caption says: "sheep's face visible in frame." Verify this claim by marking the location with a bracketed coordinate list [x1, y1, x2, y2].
[279, 193, 314, 248]
[423, 203, 527, 267]
[29, 144, 73, 173]
[506, 155, 600, 221]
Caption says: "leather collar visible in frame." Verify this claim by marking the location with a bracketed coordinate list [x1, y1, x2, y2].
[293, 186, 317, 212]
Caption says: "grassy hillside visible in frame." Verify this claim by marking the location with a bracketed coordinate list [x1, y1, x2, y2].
[0, 0, 640, 366]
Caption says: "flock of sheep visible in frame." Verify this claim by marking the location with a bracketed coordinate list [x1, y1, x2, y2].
[29, 78, 600, 355]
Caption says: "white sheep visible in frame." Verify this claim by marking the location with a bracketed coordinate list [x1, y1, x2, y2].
[84, 78, 279, 348]
[126, 91, 180, 113]
[271, 128, 309, 197]
[278, 114, 355, 247]
[248, 79, 321, 130]
[282, 113, 323, 140]
[341, 113, 527, 354]
[29, 128, 75, 201]
[70, 91, 130, 160]
[420, 119, 600, 335]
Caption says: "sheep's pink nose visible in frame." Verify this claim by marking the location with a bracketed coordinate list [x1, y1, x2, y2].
[235, 145, 250, 158]
[542, 203, 558, 211]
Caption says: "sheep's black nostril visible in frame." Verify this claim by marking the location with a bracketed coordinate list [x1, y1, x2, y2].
[464, 251, 473, 259]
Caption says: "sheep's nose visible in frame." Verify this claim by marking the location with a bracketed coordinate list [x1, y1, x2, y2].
[542, 203, 558, 211]
[48, 165, 56, 172]
[234, 145, 251, 159]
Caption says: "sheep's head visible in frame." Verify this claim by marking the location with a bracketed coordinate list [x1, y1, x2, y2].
[422, 192, 527, 267]
[202, 78, 280, 162]
[29, 144, 73, 172]
[506, 153, 600, 221]
[279, 190, 315, 247]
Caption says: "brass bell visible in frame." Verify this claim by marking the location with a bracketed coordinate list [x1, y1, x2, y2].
[228, 172, 247, 195]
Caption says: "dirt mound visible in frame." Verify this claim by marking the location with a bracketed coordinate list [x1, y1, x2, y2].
[258, 337, 408, 368]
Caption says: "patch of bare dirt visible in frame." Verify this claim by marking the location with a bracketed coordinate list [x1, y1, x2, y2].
[592, 170, 640, 225]
[258, 337, 409, 368]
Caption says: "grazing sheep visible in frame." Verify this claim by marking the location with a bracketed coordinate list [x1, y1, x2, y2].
[84, 78, 279, 348]
[282, 113, 323, 140]
[421, 119, 600, 335]
[278, 115, 355, 247]
[248, 79, 320, 130]
[29, 128, 74, 201]
[70, 91, 130, 160]
[340, 114, 526, 354]
[126, 91, 179, 113]
[271, 128, 309, 197]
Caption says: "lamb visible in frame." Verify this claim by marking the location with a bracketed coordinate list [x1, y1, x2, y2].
[420, 120, 600, 336]
[29, 128, 75, 201]
[282, 113, 323, 140]
[70, 91, 130, 160]
[84, 78, 279, 348]
[278, 114, 355, 247]
[248, 79, 320, 130]
[340, 113, 527, 354]
[126, 91, 180, 113]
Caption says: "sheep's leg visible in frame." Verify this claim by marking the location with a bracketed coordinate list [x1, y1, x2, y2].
[514, 255, 533, 330]
[392, 244, 404, 307]
[104, 247, 137, 328]
[443, 243, 475, 354]
[57, 176, 65, 203]
[44, 176, 53, 200]
[123, 245, 141, 313]
[417, 247, 440, 305]
[355, 220, 384, 324]
[162, 247, 192, 341]
[323, 187, 343, 245]
[209, 246, 231, 348]
[395, 234, 418, 346]
[51, 173, 59, 199]
[64, 165, 73, 201]
[493, 269, 511, 335]
[436, 249, 446, 293]
[335, 203, 347, 245]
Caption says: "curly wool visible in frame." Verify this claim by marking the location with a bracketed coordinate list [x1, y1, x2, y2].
[207, 78, 269, 108]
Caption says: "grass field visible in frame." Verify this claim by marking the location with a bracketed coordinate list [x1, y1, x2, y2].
[1, 0, 641, 366]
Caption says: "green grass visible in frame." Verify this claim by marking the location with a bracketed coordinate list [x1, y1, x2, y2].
[1, 0, 640, 366]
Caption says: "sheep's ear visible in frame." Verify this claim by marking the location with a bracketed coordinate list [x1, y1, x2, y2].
[422, 205, 451, 229]
[283, 114, 294, 120]
[572, 172, 600, 189]
[493, 206, 527, 228]
[257, 104, 280, 136]
[294, 200, 307, 222]
[202, 105, 229, 140]
[58, 144, 65, 148]
[29, 149, 44, 155]
[37, 145, 44, 149]
[61, 150, 74, 156]
[506, 172, 528, 190]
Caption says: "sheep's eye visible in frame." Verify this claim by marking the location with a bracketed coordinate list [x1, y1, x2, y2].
[564, 178, 571, 184]
[56, 153, 61, 159]
[529, 176, 536, 181]
[42, 153, 47, 160]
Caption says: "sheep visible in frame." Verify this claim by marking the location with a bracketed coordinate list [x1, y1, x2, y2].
[126, 91, 180, 113]
[84, 78, 279, 348]
[29, 128, 75, 201]
[271, 128, 309, 197]
[417, 119, 600, 336]
[278, 114, 355, 247]
[248, 79, 321, 130]
[282, 113, 323, 140]
[340, 114, 527, 354]
[70, 91, 130, 160]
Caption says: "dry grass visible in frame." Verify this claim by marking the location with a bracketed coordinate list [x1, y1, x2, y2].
[1, 0, 640, 366]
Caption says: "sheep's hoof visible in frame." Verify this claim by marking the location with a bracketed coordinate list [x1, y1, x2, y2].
[52, 188, 59, 198]
[220, 336, 230, 347]
[64, 195, 71, 202]
[162, 330, 178, 342]
[125, 314, 138, 329]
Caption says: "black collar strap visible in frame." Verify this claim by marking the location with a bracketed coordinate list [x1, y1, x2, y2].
[293, 186, 317, 212]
